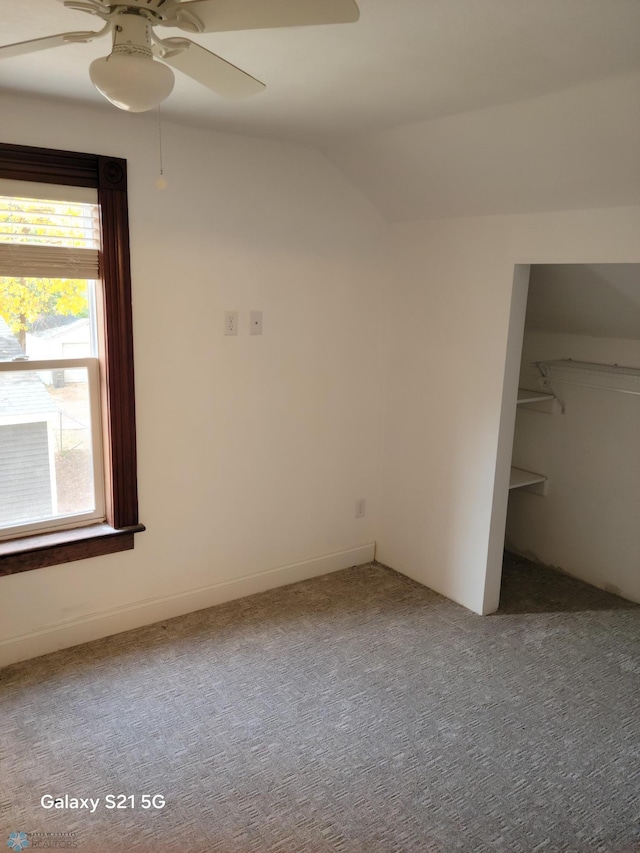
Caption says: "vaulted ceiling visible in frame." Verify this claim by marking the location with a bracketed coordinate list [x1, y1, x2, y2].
[3, 0, 640, 221]
[3, 0, 640, 142]
[527, 265, 640, 340]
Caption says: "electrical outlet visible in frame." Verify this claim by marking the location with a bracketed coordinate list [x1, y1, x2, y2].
[355, 498, 366, 518]
[224, 311, 238, 335]
[249, 310, 263, 335]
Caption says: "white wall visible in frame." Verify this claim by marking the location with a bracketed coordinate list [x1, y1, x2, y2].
[0, 93, 385, 665]
[377, 206, 640, 615]
[506, 329, 640, 603]
[328, 71, 640, 222]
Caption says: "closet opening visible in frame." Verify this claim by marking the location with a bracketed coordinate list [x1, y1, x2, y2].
[487, 263, 640, 613]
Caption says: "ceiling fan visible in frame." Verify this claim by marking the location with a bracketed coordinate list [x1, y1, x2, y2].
[0, 0, 360, 112]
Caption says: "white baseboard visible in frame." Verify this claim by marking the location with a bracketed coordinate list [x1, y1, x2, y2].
[0, 543, 375, 668]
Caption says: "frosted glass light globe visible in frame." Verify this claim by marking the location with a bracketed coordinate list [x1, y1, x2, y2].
[89, 53, 175, 112]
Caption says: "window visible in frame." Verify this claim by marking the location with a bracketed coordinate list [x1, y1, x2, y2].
[0, 144, 144, 575]
[0, 190, 104, 538]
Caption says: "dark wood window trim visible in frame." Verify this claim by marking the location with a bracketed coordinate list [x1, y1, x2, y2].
[0, 142, 144, 575]
[0, 524, 146, 577]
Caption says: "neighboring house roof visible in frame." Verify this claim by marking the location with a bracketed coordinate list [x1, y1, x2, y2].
[0, 372, 57, 419]
[0, 315, 24, 361]
[0, 316, 56, 419]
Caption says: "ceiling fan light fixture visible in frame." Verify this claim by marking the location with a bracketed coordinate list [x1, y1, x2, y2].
[89, 52, 175, 112]
[1, 0, 361, 112]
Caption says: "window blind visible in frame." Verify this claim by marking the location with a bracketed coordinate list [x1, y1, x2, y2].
[0, 194, 100, 280]
[0, 196, 100, 248]
[0, 245, 100, 279]
[0, 179, 97, 205]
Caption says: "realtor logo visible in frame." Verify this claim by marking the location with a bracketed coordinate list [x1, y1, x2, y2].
[6, 833, 30, 851]
[6, 834, 76, 850]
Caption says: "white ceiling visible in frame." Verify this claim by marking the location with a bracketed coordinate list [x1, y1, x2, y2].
[327, 70, 640, 220]
[2, 0, 640, 143]
[527, 265, 640, 340]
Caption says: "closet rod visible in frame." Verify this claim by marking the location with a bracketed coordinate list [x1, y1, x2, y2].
[534, 360, 640, 397]
[537, 377, 640, 397]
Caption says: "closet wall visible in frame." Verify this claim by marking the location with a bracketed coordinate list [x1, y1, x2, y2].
[505, 264, 640, 603]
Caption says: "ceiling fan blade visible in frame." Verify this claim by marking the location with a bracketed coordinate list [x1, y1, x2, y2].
[0, 31, 99, 60]
[156, 40, 265, 100]
[170, 0, 359, 33]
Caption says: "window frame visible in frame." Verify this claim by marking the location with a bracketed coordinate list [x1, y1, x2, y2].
[0, 143, 144, 576]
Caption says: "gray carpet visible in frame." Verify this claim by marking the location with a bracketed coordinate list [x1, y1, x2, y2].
[1, 558, 639, 853]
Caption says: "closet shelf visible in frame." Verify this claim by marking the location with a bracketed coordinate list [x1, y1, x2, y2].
[534, 359, 640, 396]
[509, 466, 548, 496]
[536, 359, 640, 378]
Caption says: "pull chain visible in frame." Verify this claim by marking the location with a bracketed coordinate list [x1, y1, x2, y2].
[156, 106, 167, 190]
